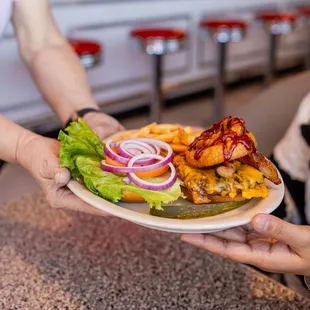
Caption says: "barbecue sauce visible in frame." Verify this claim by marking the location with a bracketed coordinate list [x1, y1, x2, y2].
[189, 116, 256, 162]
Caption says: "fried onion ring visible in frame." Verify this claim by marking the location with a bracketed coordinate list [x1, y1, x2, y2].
[185, 117, 257, 168]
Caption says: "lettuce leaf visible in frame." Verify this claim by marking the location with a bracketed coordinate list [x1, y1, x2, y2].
[58, 119, 105, 178]
[58, 119, 182, 210]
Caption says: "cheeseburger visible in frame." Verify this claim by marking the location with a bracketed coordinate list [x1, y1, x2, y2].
[173, 116, 281, 204]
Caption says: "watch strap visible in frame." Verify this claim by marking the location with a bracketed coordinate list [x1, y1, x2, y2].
[64, 108, 100, 129]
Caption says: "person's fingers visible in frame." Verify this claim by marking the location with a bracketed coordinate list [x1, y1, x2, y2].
[84, 111, 125, 139]
[50, 171, 108, 216]
[92, 126, 111, 139]
[54, 168, 71, 188]
[181, 234, 254, 263]
[93, 124, 122, 140]
[54, 188, 108, 216]
[118, 123, 125, 131]
[181, 233, 303, 274]
[252, 214, 310, 252]
[211, 227, 247, 242]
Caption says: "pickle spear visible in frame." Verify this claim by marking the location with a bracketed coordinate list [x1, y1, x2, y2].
[150, 200, 248, 219]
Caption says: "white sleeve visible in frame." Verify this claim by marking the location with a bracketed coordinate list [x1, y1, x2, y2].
[306, 170, 310, 224]
[274, 92, 310, 182]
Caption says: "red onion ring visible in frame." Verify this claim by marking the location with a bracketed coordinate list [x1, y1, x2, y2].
[118, 140, 156, 158]
[104, 140, 129, 165]
[105, 139, 157, 166]
[118, 140, 156, 165]
[102, 139, 173, 174]
[123, 177, 131, 185]
[102, 161, 152, 173]
[127, 154, 177, 191]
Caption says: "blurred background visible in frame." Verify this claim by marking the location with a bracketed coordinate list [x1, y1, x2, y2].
[2, 0, 310, 297]
[1, 0, 310, 205]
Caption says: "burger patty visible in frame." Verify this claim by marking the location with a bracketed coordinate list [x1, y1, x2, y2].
[173, 154, 268, 204]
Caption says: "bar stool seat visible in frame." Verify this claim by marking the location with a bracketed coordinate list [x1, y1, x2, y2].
[199, 18, 248, 122]
[130, 28, 188, 122]
[69, 39, 102, 69]
[299, 7, 310, 16]
[256, 12, 297, 86]
[131, 28, 187, 55]
[256, 12, 297, 34]
[200, 20, 247, 43]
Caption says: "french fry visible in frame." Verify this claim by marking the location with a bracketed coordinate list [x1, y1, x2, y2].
[150, 124, 179, 134]
[149, 122, 162, 134]
[171, 144, 188, 153]
[183, 126, 193, 134]
[172, 133, 181, 144]
[142, 133, 157, 138]
[187, 131, 203, 144]
[152, 132, 178, 143]
[139, 125, 152, 136]
[110, 123, 202, 153]
[179, 129, 190, 146]
[159, 124, 179, 132]
[177, 129, 203, 146]
[112, 129, 139, 141]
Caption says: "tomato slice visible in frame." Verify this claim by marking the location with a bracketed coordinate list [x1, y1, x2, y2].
[105, 156, 126, 167]
[112, 146, 119, 154]
[106, 146, 169, 179]
[106, 156, 169, 179]
[135, 164, 169, 179]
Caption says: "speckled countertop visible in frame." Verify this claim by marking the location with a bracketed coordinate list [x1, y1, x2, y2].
[1, 193, 309, 310]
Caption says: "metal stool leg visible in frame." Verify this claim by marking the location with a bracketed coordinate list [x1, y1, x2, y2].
[265, 33, 278, 86]
[214, 41, 226, 122]
[151, 54, 163, 123]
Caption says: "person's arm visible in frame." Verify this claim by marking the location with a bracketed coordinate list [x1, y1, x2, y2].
[181, 214, 310, 277]
[0, 114, 107, 215]
[12, 0, 98, 125]
[0, 114, 37, 164]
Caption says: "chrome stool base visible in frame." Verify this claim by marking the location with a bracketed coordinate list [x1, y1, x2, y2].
[130, 28, 188, 123]
[151, 54, 163, 123]
[214, 42, 226, 122]
[266, 33, 278, 87]
[256, 12, 297, 87]
[200, 20, 247, 122]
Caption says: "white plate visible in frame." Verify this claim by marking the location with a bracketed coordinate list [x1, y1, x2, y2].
[68, 176, 284, 234]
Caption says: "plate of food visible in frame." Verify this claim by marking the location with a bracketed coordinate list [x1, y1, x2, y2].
[58, 117, 284, 234]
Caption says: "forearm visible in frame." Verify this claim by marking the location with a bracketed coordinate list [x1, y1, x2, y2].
[26, 43, 98, 125]
[0, 115, 37, 164]
[13, 0, 98, 127]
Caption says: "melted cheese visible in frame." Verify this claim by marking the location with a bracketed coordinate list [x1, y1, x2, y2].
[242, 185, 268, 199]
[173, 155, 268, 199]
[237, 165, 264, 184]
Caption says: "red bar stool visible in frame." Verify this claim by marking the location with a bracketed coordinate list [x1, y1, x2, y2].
[199, 19, 247, 122]
[298, 7, 310, 69]
[256, 12, 297, 86]
[130, 28, 188, 123]
[69, 39, 102, 69]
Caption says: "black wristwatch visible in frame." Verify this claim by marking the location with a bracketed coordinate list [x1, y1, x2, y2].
[64, 108, 100, 129]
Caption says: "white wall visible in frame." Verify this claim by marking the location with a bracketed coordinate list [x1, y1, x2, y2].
[0, 0, 308, 126]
